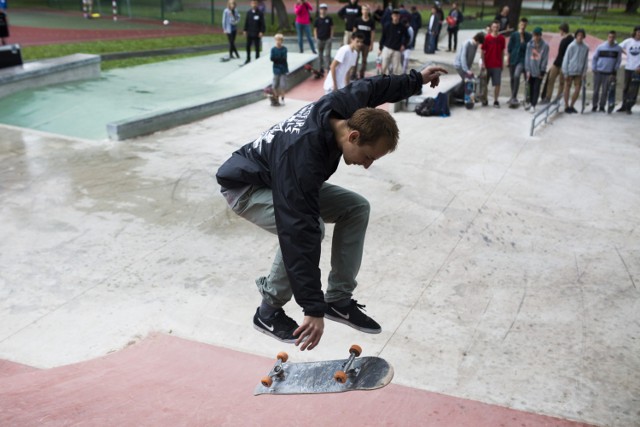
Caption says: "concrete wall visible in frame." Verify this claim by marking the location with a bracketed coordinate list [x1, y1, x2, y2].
[0, 53, 101, 99]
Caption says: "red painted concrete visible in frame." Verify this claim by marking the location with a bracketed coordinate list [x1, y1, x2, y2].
[0, 334, 595, 427]
[0, 359, 38, 379]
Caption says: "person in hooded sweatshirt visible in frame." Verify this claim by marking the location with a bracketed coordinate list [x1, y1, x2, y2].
[524, 27, 549, 113]
[562, 28, 589, 114]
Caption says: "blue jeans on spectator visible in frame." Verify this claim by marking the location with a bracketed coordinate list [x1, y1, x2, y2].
[295, 22, 316, 54]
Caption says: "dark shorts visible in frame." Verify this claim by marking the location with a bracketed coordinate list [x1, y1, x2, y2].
[487, 68, 502, 86]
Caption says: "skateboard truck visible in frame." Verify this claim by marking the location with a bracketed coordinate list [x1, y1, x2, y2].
[333, 345, 362, 383]
[261, 352, 288, 388]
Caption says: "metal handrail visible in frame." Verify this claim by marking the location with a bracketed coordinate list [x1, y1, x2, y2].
[530, 97, 563, 136]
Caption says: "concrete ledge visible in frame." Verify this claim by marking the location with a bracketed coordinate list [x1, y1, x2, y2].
[106, 60, 314, 141]
[0, 53, 101, 99]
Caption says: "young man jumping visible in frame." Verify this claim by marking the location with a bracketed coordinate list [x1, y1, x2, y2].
[216, 66, 446, 351]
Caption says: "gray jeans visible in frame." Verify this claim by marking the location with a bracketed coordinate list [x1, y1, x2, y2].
[224, 182, 370, 307]
[317, 38, 332, 72]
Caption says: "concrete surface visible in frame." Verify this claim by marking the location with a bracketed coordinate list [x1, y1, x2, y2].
[0, 31, 639, 426]
[0, 53, 101, 99]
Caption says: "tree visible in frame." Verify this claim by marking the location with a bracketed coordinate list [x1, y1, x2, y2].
[272, 0, 292, 31]
[625, 0, 639, 13]
[552, 0, 578, 15]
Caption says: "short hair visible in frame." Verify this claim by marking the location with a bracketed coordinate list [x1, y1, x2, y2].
[520, 17, 528, 23]
[492, 19, 501, 26]
[351, 31, 365, 40]
[474, 32, 486, 44]
[559, 22, 569, 33]
[348, 108, 399, 152]
[575, 28, 586, 38]
[609, 30, 617, 36]
[274, 33, 284, 40]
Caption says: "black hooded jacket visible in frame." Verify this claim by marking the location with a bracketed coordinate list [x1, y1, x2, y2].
[216, 71, 425, 317]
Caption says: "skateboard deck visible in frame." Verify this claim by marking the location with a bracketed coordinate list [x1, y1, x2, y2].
[581, 79, 587, 113]
[464, 76, 476, 109]
[303, 64, 323, 79]
[606, 74, 616, 113]
[255, 345, 393, 396]
[478, 68, 488, 105]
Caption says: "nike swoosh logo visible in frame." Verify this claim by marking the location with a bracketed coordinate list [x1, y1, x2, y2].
[330, 307, 350, 320]
[258, 318, 275, 332]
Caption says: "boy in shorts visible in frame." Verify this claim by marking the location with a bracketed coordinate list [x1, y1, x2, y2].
[481, 20, 506, 107]
[270, 33, 288, 106]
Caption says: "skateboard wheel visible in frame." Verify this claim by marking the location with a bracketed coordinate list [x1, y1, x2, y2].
[277, 352, 288, 363]
[261, 376, 273, 387]
[334, 370, 347, 383]
[349, 345, 362, 357]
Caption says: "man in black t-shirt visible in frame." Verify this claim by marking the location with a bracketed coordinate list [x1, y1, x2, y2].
[314, 3, 334, 75]
[541, 22, 573, 103]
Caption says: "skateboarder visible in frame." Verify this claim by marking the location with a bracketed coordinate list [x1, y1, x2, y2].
[591, 30, 622, 113]
[216, 66, 447, 351]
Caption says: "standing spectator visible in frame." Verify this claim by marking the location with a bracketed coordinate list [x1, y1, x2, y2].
[338, 0, 361, 46]
[495, 5, 511, 34]
[373, 4, 384, 24]
[323, 32, 363, 93]
[446, 2, 463, 52]
[0, 7, 8, 46]
[618, 26, 640, 114]
[243, 0, 265, 64]
[270, 33, 289, 106]
[524, 27, 548, 113]
[506, 17, 532, 107]
[591, 30, 622, 113]
[424, 5, 440, 54]
[454, 31, 485, 79]
[402, 19, 414, 74]
[222, 0, 241, 60]
[434, 1, 444, 51]
[354, 4, 375, 79]
[481, 20, 507, 107]
[379, 9, 409, 75]
[541, 23, 573, 104]
[409, 6, 422, 48]
[562, 28, 589, 114]
[314, 3, 334, 77]
[295, 0, 317, 54]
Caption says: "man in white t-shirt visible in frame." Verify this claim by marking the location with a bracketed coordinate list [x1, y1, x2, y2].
[618, 25, 640, 113]
[324, 32, 364, 93]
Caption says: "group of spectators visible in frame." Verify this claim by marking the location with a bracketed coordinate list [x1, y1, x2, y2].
[454, 19, 640, 114]
[221, 1, 639, 114]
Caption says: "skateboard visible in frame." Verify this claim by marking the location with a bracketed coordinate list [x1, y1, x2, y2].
[606, 74, 617, 113]
[463, 75, 476, 109]
[303, 63, 323, 79]
[581, 78, 587, 113]
[254, 345, 394, 395]
[478, 68, 488, 106]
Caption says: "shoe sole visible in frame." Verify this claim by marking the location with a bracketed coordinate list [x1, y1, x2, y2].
[253, 324, 297, 344]
[324, 313, 381, 334]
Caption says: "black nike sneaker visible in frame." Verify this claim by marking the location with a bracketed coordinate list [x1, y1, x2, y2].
[253, 308, 299, 343]
[325, 300, 381, 334]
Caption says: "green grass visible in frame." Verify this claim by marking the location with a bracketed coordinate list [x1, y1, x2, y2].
[21, 34, 230, 69]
